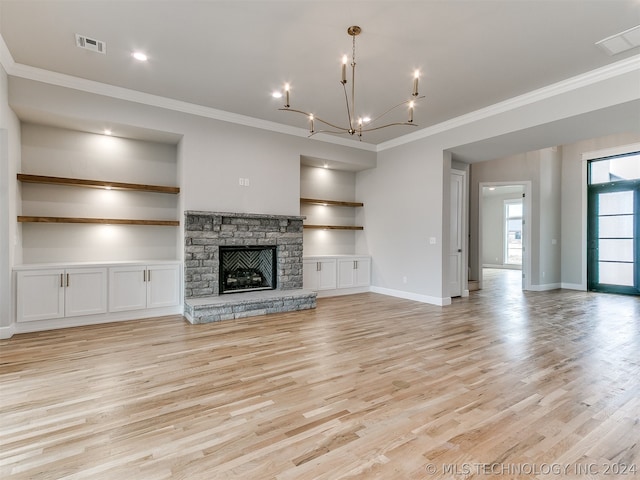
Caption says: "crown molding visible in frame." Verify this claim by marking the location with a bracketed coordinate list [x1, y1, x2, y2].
[0, 33, 15, 74]
[378, 54, 640, 152]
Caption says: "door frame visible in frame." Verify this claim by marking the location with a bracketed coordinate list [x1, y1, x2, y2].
[581, 142, 640, 290]
[478, 181, 532, 290]
[450, 169, 467, 297]
[586, 171, 640, 295]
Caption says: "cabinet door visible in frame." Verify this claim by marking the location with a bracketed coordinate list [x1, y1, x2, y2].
[317, 259, 337, 290]
[65, 268, 108, 317]
[354, 258, 371, 287]
[109, 265, 147, 312]
[16, 269, 65, 322]
[337, 259, 356, 288]
[147, 264, 180, 309]
[303, 259, 320, 290]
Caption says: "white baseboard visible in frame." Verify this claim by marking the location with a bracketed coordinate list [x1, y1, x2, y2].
[561, 282, 586, 291]
[9, 305, 183, 338]
[315, 286, 370, 298]
[370, 286, 451, 306]
[0, 324, 16, 339]
[483, 264, 522, 270]
[528, 282, 561, 292]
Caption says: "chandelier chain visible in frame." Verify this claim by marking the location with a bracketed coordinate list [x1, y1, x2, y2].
[352, 33, 356, 65]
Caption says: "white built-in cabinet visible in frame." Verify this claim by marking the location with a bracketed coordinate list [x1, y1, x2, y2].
[15, 261, 181, 331]
[303, 255, 370, 297]
[337, 257, 371, 289]
[16, 267, 108, 322]
[303, 257, 337, 292]
[109, 264, 181, 312]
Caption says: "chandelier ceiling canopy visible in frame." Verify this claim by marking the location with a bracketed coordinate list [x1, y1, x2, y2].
[273, 26, 425, 140]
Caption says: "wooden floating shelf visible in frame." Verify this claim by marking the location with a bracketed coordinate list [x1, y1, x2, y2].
[300, 198, 363, 207]
[17, 174, 180, 194]
[18, 216, 180, 226]
[304, 225, 364, 230]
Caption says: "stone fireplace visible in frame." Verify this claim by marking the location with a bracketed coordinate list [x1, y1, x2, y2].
[183, 211, 316, 323]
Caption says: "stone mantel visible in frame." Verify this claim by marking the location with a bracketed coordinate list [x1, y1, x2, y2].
[184, 211, 305, 222]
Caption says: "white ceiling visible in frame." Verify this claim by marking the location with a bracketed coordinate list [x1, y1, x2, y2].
[1, 0, 639, 151]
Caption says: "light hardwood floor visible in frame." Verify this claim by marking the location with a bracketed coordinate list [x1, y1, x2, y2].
[1, 279, 639, 479]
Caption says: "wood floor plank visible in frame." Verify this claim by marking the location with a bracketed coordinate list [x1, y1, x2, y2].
[1, 269, 639, 479]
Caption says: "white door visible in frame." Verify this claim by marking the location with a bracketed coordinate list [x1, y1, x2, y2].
[16, 269, 65, 322]
[65, 268, 108, 317]
[317, 259, 337, 290]
[449, 170, 465, 297]
[354, 258, 371, 287]
[337, 259, 356, 288]
[303, 259, 319, 291]
[147, 264, 181, 309]
[109, 265, 147, 312]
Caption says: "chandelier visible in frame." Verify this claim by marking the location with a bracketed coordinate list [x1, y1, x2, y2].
[274, 26, 425, 140]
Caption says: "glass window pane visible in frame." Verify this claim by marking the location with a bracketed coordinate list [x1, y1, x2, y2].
[599, 191, 633, 215]
[610, 154, 640, 181]
[508, 218, 522, 231]
[590, 160, 611, 184]
[599, 239, 634, 262]
[507, 203, 522, 218]
[599, 214, 633, 238]
[590, 154, 640, 184]
[599, 262, 634, 286]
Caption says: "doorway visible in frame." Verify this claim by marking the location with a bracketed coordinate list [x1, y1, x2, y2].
[478, 182, 531, 291]
[587, 153, 640, 295]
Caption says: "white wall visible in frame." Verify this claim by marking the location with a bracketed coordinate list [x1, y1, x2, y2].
[357, 141, 446, 304]
[0, 63, 21, 337]
[538, 147, 562, 287]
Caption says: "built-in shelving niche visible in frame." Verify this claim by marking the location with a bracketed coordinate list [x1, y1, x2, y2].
[300, 197, 364, 230]
[17, 174, 180, 226]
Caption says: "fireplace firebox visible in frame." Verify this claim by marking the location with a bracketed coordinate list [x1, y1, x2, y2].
[219, 246, 277, 294]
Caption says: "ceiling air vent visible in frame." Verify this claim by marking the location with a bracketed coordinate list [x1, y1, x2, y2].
[595, 24, 640, 56]
[75, 34, 106, 54]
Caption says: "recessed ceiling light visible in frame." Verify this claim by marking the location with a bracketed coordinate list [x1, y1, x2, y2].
[272, 91, 283, 99]
[132, 51, 148, 62]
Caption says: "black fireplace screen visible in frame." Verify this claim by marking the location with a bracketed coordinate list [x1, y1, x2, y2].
[219, 246, 277, 294]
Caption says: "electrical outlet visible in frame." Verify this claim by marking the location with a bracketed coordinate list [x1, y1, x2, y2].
[238, 177, 244, 186]
[244, 178, 250, 187]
